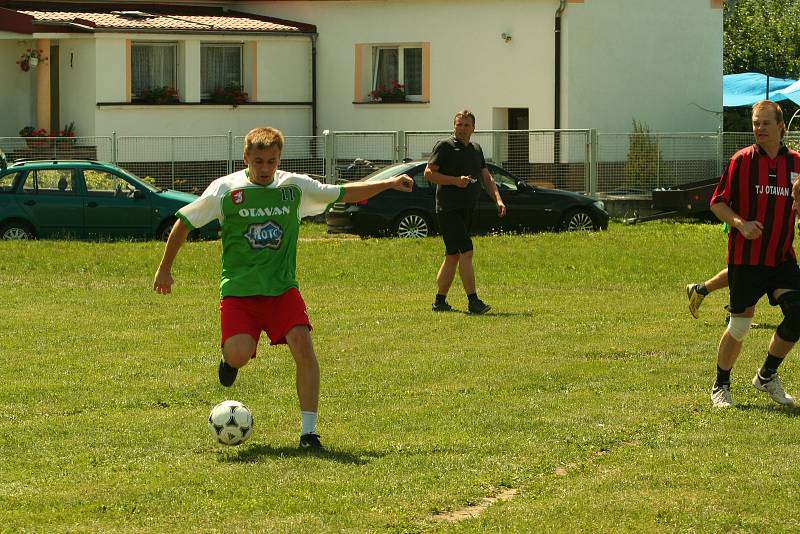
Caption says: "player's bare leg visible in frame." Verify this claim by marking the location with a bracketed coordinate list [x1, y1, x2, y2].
[219, 333, 257, 387]
[712, 306, 754, 407]
[458, 250, 491, 314]
[285, 325, 320, 413]
[688, 268, 728, 319]
[433, 254, 460, 311]
[286, 325, 325, 451]
[457, 249, 476, 295]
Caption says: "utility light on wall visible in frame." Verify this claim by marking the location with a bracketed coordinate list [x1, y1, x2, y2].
[501, 32, 512, 43]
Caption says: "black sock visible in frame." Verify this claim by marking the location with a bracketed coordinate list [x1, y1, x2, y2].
[715, 365, 731, 388]
[696, 283, 710, 296]
[435, 294, 447, 304]
[467, 293, 478, 303]
[759, 353, 784, 380]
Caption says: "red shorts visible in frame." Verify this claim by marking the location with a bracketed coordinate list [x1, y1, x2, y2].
[219, 288, 312, 354]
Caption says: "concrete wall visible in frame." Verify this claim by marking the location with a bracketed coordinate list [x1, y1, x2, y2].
[242, 0, 722, 134]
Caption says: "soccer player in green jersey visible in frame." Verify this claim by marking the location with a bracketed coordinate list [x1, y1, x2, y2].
[153, 127, 413, 451]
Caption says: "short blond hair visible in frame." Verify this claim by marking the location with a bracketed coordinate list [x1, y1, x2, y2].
[244, 127, 284, 155]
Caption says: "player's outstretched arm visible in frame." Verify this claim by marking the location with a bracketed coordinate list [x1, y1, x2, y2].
[153, 219, 190, 294]
[341, 174, 414, 203]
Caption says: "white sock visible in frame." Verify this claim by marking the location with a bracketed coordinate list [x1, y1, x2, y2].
[300, 411, 317, 435]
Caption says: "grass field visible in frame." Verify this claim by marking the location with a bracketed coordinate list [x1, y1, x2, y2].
[2, 221, 800, 532]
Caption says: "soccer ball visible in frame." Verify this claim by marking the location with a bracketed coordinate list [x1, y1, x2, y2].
[208, 400, 253, 446]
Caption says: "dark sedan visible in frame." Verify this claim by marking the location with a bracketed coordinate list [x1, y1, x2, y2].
[326, 161, 609, 237]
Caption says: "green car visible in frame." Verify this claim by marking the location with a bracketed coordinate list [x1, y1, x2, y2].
[0, 157, 218, 240]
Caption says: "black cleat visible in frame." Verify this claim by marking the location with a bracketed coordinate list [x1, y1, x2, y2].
[299, 432, 326, 453]
[468, 299, 491, 315]
[432, 300, 453, 312]
[218, 359, 238, 387]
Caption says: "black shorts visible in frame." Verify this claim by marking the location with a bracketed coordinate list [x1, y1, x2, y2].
[437, 208, 473, 255]
[728, 261, 800, 313]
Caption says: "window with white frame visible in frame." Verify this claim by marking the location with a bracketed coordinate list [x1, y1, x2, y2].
[372, 45, 423, 101]
[131, 42, 177, 99]
[201, 43, 243, 98]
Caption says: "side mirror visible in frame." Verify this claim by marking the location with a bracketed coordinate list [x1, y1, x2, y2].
[517, 180, 530, 191]
[0, 150, 6, 171]
[132, 189, 145, 199]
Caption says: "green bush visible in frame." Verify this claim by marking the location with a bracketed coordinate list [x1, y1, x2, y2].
[625, 119, 662, 190]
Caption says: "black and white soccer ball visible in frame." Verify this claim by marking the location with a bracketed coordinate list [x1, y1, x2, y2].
[208, 400, 253, 446]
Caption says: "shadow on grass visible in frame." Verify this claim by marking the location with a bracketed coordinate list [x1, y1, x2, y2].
[735, 403, 800, 416]
[439, 310, 535, 318]
[221, 443, 386, 465]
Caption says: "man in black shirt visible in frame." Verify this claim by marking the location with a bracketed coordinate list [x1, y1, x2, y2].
[424, 109, 506, 314]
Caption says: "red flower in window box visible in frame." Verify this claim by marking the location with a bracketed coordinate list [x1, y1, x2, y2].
[137, 86, 180, 104]
[211, 83, 249, 107]
[368, 80, 406, 103]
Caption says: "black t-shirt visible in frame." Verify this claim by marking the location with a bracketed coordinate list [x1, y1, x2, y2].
[428, 136, 487, 212]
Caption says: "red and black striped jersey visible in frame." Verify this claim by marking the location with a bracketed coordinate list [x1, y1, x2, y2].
[710, 144, 800, 266]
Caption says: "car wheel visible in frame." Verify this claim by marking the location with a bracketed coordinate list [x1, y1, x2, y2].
[561, 209, 596, 232]
[394, 211, 432, 238]
[0, 220, 36, 240]
[157, 219, 176, 241]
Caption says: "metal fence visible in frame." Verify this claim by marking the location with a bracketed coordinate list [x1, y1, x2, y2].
[0, 130, 776, 196]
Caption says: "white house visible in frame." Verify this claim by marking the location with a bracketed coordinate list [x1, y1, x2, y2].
[0, 2, 317, 138]
[1, 0, 722, 140]
[239, 0, 723, 134]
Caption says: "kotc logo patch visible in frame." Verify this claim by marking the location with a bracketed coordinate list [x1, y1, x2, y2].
[244, 220, 283, 249]
[231, 190, 245, 205]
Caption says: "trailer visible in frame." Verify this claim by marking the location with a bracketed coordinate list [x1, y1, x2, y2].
[623, 177, 719, 224]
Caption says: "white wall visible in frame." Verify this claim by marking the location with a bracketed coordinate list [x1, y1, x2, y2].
[59, 38, 98, 137]
[260, 36, 312, 102]
[0, 39, 37, 137]
[243, 0, 722, 134]
[563, 0, 722, 133]
[94, 105, 311, 138]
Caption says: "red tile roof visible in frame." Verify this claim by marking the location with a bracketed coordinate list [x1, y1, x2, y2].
[11, 7, 315, 33]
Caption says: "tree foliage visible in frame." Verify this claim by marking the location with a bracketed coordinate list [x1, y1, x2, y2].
[724, 0, 800, 131]
[724, 0, 800, 78]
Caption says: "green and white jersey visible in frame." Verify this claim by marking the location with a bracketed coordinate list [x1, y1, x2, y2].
[177, 169, 344, 298]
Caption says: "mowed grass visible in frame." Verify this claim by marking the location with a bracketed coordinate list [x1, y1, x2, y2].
[2, 221, 800, 532]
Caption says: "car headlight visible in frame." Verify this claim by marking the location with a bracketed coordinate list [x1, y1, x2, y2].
[593, 200, 605, 211]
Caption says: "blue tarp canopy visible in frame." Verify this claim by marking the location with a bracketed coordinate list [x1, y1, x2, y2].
[723, 72, 800, 107]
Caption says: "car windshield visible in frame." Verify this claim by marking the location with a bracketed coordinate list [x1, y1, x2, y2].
[363, 163, 420, 182]
[114, 167, 159, 192]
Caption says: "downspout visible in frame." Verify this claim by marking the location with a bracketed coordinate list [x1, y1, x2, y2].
[554, 0, 566, 181]
[554, 0, 566, 130]
[311, 33, 318, 136]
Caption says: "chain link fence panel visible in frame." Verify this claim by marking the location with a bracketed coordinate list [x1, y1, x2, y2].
[405, 130, 590, 192]
[0, 136, 113, 164]
[596, 132, 721, 195]
[231, 135, 325, 180]
[10, 131, 793, 198]
[330, 132, 398, 181]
